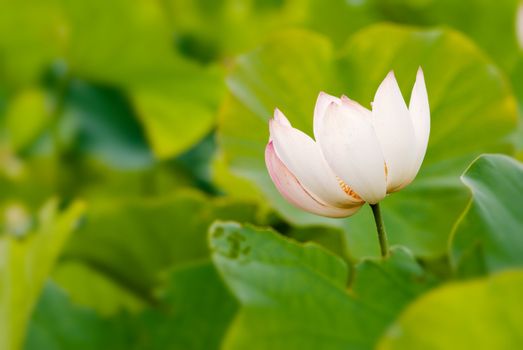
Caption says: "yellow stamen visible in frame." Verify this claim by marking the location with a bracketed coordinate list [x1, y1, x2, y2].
[336, 177, 362, 201]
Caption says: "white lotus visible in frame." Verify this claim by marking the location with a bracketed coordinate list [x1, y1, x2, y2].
[265, 68, 430, 218]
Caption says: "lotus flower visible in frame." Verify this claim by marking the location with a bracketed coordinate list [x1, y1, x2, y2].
[265, 68, 430, 218]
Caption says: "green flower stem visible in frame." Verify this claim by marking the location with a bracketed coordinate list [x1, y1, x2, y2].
[370, 202, 389, 258]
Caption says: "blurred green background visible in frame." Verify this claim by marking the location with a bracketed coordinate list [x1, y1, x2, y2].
[1, 0, 523, 349]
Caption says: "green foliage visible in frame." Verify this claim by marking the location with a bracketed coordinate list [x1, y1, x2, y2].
[378, 269, 523, 350]
[451, 155, 523, 277]
[134, 261, 237, 350]
[51, 261, 146, 317]
[1, 0, 523, 348]
[24, 282, 129, 350]
[2, 89, 49, 153]
[57, 0, 224, 159]
[25, 261, 236, 350]
[0, 199, 85, 350]
[0, 0, 223, 159]
[210, 222, 435, 349]
[372, 0, 521, 70]
[63, 82, 153, 169]
[62, 191, 261, 303]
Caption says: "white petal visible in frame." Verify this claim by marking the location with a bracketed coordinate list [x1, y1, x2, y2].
[372, 71, 417, 192]
[269, 113, 362, 207]
[341, 95, 372, 117]
[273, 108, 291, 127]
[408, 67, 430, 180]
[313, 92, 341, 140]
[265, 142, 361, 218]
[316, 101, 387, 204]
[269, 109, 292, 143]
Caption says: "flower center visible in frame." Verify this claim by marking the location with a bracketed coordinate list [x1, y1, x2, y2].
[336, 177, 362, 201]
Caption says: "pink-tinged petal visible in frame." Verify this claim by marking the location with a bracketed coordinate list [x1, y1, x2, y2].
[407, 67, 430, 183]
[372, 71, 417, 192]
[269, 112, 362, 207]
[313, 92, 341, 141]
[265, 142, 362, 218]
[317, 102, 387, 204]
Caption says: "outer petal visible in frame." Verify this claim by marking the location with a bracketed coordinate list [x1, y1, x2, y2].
[269, 109, 291, 143]
[270, 112, 362, 207]
[273, 108, 291, 127]
[372, 71, 417, 192]
[408, 67, 430, 180]
[313, 92, 341, 140]
[316, 101, 387, 204]
[265, 142, 361, 218]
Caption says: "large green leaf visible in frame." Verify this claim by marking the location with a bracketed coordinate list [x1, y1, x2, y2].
[1, 0, 224, 158]
[56, 0, 224, 159]
[62, 81, 153, 169]
[51, 261, 146, 317]
[378, 269, 523, 349]
[165, 0, 375, 62]
[297, 0, 521, 72]
[26, 261, 236, 350]
[62, 190, 260, 302]
[134, 261, 238, 350]
[351, 246, 439, 316]
[0, 0, 60, 87]
[302, 0, 378, 45]
[165, 0, 308, 61]
[2, 88, 49, 153]
[216, 25, 518, 259]
[210, 222, 435, 350]
[0, 199, 85, 350]
[165, 0, 522, 71]
[287, 225, 352, 263]
[371, 0, 520, 71]
[24, 282, 129, 350]
[450, 154, 523, 277]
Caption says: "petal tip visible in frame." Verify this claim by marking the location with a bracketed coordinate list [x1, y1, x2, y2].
[340, 94, 354, 105]
[268, 117, 280, 138]
[316, 91, 340, 104]
[416, 67, 425, 80]
[325, 100, 339, 113]
[340, 94, 350, 102]
[273, 108, 291, 127]
[376, 70, 400, 95]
